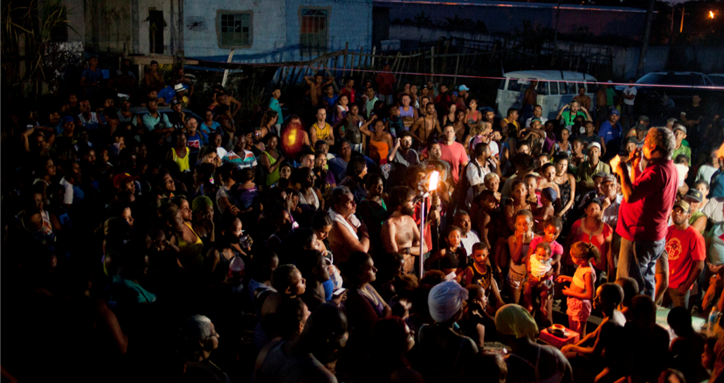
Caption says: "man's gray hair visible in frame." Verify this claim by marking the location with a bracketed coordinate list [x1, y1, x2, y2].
[666, 118, 677, 127]
[327, 186, 352, 211]
[649, 127, 676, 159]
[178, 315, 214, 360]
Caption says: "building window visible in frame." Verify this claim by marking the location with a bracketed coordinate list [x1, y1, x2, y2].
[300, 8, 328, 55]
[217, 11, 252, 48]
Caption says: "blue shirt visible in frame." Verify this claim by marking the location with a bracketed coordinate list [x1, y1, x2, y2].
[269, 98, 284, 123]
[200, 121, 221, 135]
[141, 112, 171, 132]
[81, 67, 103, 94]
[598, 121, 623, 145]
[711, 169, 724, 198]
[157, 86, 176, 104]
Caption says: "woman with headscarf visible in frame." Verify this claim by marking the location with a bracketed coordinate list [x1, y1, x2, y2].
[495, 304, 573, 383]
[413, 280, 479, 382]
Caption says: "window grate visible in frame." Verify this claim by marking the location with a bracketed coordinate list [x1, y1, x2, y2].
[219, 13, 251, 48]
[300, 9, 328, 55]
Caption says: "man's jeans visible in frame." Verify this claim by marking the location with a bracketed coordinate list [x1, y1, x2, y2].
[617, 237, 666, 299]
[663, 287, 690, 308]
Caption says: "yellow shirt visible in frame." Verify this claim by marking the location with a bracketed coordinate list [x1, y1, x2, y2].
[172, 148, 190, 173]
[312, 122, 333, 142]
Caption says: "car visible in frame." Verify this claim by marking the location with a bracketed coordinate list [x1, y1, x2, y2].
[615, 71, 717, 118]
[708, 74, 724, 87]
[495, 70, 598, 121]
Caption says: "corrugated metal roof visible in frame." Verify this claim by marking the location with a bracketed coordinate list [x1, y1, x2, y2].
[374, 0, 651, 13]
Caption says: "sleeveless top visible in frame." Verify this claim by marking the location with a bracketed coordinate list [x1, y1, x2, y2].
[357, 284, 385, 317]
[572, 265, 595, 290]
[368, 139, 390, 165]
[172, 148, 190, 173]
[399, 106, 415, 118]
[263, 151, 281, 186]
[177, 222, 205, 273]
[297, 188, 320, 210]
[311, 122, 332, 141]
[689, 210, 706, 234]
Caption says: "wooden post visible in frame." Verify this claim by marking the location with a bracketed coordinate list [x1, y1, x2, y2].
[343, 42, 349, 77]
[221, 49, 235, 87]
[441, 40, 450, 75]
[453, 55, 460, 86]
[430, 46, 435, 83]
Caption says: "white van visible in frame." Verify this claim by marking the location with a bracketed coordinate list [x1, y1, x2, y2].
[495, 70, 598, 121]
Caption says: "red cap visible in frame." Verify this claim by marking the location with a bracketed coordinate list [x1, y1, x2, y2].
[113, 173, 138, 189]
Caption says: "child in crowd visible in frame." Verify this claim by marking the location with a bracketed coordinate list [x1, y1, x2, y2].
[557, 241, 597, 336]
[534, 187, 557, 233]
[524, 242, 555, 316]
[524, 174, 539, 207]
[507, 209, 536, 304]
[484, 172, 501, 203]
[569, 138, 587, 174]
[615, 277, 639, 320]
[425, 225, 468, 280]
[460, 243, 504, 311]
[460, 284, 499, 347]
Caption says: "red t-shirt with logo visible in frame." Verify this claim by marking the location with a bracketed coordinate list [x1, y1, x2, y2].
[665, 225, 706, 289]
[616, 159, 678, 242]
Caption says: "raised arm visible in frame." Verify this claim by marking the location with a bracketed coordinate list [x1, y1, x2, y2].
[359, 115, 377, 137]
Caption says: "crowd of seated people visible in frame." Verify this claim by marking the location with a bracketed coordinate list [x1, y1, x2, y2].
[3, 56, 724, 383]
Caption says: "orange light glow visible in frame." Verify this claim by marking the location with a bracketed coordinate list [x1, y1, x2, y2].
[428, 170, 440, 191]
[710, 11, 715, 19]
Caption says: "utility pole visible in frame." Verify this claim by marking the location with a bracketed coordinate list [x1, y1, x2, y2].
[636, 0, 656, 77]
[551, 0, 563, 66]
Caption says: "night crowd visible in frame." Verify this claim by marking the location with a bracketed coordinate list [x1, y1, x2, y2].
[2, 56, 724, 383]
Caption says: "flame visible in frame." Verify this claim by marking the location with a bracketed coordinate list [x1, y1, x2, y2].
[710, 11, 715, 18]
[428, 170, 440, 191]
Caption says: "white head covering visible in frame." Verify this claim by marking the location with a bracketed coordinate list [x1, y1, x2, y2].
[428, 280, 469, 323]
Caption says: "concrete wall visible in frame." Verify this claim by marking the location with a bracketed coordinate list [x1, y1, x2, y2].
[136, 0, 180, 55]
[182, 0, 373, 63]
[183, 0, 288, 63]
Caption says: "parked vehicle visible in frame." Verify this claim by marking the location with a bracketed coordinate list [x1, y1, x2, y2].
[495, 70, 598, 121]
[615, 71, 717, 117]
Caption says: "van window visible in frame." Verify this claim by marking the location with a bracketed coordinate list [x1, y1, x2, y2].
[567, 82, 577, 94]
[538, 82, 549, 96]
[586, 81, 597, 93]
[507, 78, 531, 92]
[549, 81, 558, 95]
[558, 82, 567, 94]
[499, 79, 506, 90]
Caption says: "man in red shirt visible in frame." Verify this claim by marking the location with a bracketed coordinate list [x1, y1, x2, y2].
[422, 125, 469, 185]
[614, 127, 678, 299]
[664, 200, 705, 308]
[375, 63, 396, 105]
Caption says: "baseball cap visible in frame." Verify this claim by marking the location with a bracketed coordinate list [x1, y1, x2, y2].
[638, 115, 650, 123]
[451, 91, 459, 96]
[635, 123, 647, 131]
[674, 200, 690, 213]
[610, 109, 620, 116]
[458, 85, 470, 91]
[684, 189, 703, 203]
[673, 125, 687, 135]
[61, 116, 75, 124]
[625, 137, 638, 146]
[601, 173, 617, 184]
[113, 173, 139, 189]
[541, 187, 558, 203]
[588, 142, 602, 151]
[169, 98, 180, 106]
[117, 93, 130, 101]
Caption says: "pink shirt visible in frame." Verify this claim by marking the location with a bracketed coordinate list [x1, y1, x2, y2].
[616, 159, 678, 242]
[440, 142, 468, 184]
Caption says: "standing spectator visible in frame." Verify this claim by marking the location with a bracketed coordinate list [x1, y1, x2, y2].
[671, 123, 692, 166]
[598, 110, 623, 158]
[614, 127, 678, 299]
[573, 86, 591, 111]
[576, 143, 610, 194]
[423, 125, 468, 185]
[663, 200, 705, 308]
[711, 143, 724, 198]
[680, 94, 704, 132]
[621, 78, 637, 127]
[556, 101, 590, 128]
[455, 210, 481, 257]
[269, 87, 284, 131]
[376, 63, 396, 105]
[80, 56, 103, 97]
[304, 73, 334, 107]
[143, 60, 164, 92]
